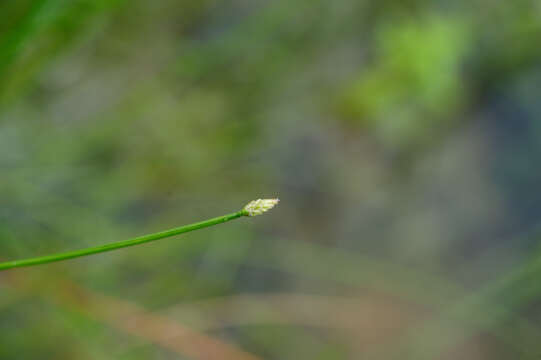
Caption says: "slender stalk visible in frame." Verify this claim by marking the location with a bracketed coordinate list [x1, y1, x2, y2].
[0, 210, 246, 271]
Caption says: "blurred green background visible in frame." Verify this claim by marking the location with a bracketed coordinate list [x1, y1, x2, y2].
[1, 0, 541, 359]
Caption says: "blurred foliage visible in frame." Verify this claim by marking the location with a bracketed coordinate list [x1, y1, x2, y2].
[2, 0, 541, 359]
[338, 15, 469, 151]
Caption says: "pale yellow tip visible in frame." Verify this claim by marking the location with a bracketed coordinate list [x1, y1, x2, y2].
[243, 198, 279, 216]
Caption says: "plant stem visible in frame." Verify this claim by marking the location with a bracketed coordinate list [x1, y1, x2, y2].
[0, 210, 246, 271]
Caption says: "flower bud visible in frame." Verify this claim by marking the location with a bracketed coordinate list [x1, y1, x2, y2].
[243, 198, 279, 216]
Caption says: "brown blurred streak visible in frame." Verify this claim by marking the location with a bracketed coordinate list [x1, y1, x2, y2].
[1, 270, 512, 359]
[1, 271, 262, 360]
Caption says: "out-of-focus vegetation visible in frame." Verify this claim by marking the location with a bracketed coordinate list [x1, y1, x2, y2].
[1, 0, 541, 359]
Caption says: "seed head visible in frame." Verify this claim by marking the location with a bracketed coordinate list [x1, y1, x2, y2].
[243, 198, 279, 216]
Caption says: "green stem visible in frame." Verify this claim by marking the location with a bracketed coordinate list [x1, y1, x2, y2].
[0, 210, 247, 271]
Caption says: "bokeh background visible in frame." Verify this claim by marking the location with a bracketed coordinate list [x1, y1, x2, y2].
[1, 0, 541, 359]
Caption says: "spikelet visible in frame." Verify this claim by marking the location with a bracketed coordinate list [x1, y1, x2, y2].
[243, 198, 279, 216]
